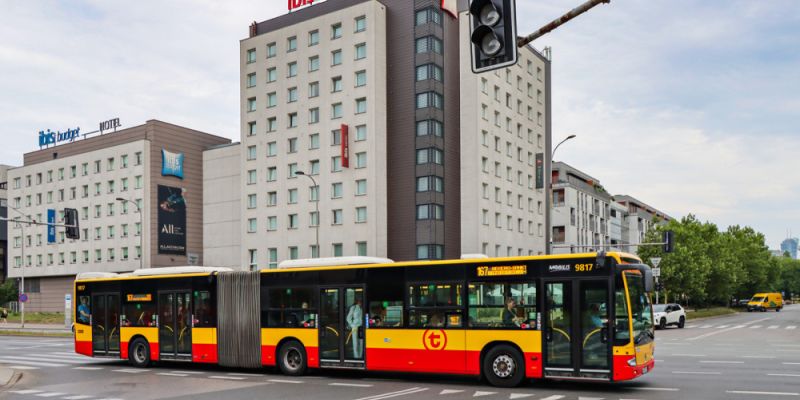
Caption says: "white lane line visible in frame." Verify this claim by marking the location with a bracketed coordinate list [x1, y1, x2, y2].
[786, 326, 797, 330]
[671, 354, 706, 357]
[742, 356, 776, 359]
[170, 370, 204, 375]
[717, 325, 730, 329]
[62, 396, 94, 400]
[36, 353, 96, 360]
[439, 390, 464, 395]
[768, 374, 800, 377]
[5, 365, 40, 370]
[750, 325, 763, 329]
[5, 355, 87, 364]
[726, 390, 798, 396]
[113, 368, 149, 373]
[685, 325, 697, 328]
[698, 325, 712, 328]
[0, 358, 66, 367]
[782, 362, 800, 365]
[354, 387, 428, 400]
[633, 387, 680, 391]
[209, 375, 246, 380]
[226, 372, 262, 377]
[509, 394, 534, 399]
[9, 390, 44, 394]
[768, 325, 780, 329]
[329, 382, 374, 387]
[72, 366, 103, 370]
[472, 391, 496, 398]
[157, 372, 189, 377]
[35, 393, 67, 398]
[671, 371, 721, 375]
[539, 396, 566, 400]
[700, 361, 745, 364]
[267, 379, 303, 384]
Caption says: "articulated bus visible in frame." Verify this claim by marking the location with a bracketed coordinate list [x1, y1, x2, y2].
[73, 252, 655, 387]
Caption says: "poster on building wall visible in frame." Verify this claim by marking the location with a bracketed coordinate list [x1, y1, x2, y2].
[157, 185, 187, 255]
[535, 153, 544, 189]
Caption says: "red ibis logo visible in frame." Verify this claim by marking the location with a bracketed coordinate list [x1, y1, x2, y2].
[422, 329, 448, 351]
[288, 0, 314, 11]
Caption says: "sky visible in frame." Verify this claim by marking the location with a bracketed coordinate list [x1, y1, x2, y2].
[0, 0, 797, 249]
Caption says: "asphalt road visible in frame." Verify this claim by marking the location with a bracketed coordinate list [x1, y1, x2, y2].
[1, 304, 798, 400]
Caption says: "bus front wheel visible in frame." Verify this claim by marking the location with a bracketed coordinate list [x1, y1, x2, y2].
[129, 338, 151, 368]
[278, 340, 307, 376]
[483, 345, 525, 388]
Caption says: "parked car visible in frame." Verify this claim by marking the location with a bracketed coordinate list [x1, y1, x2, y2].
[653, 303, 686, 329]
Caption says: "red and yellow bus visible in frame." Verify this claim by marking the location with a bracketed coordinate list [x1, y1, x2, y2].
[73, 252, 655, 387]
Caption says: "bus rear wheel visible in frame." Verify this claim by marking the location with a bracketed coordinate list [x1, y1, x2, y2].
[278, 340, 307, 376]
[483, 345, 525, 388]
[129, 338, 151, 368]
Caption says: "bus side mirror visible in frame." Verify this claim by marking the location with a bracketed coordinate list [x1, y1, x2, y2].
[643, 267, 654, 293]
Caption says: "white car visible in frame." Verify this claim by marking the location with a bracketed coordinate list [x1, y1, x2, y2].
[653, 303, 686, 329]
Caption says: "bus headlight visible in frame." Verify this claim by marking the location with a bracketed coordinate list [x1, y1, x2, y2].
[627, 357, 637, 367]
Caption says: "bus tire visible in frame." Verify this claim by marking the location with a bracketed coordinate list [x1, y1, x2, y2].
[278, 340, 307, 376]
[678, 316, 685, 329]
[129, 338, 151, 368]
[776, 307, 781, 312]
[483, 345, 525, 388]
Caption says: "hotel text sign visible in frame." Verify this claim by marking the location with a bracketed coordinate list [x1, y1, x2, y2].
[39, 127, 81, 148]
[288, 0, 314, 11]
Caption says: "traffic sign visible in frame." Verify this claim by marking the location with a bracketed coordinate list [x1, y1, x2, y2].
[652, 268, 661, 277]
[650, 257, 662, 268]
[19, 293, 28, 303]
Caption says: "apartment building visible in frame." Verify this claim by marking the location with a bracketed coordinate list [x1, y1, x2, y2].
[7, 120, 230, 311]
[236, 0, 551, 268]
[0, 164, 11, 282]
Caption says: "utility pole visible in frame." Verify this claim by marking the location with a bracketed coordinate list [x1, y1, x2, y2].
[517, 0, 611, 48]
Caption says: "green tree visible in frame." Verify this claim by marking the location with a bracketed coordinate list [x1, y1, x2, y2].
[0, 279, 18, 305]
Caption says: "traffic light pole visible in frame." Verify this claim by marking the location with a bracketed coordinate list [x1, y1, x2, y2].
[517, 0, 610, 48]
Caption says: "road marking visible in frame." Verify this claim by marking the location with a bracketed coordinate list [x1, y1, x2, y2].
[634, 387, 680, 391]
[35, 393, 67, 398]
[698, 325, 712, 328]
[439, 390, 464, 395]
[750, 325, 763, 329]
[157, 372, 189, 377]
[742, 356, 776, 359]
[671, 354, 706, 357]
[726, 390, 799, 396]
[787, 326, 797, 330]
[226, 372, 262, 377]
[354, 387, 429, 400]
[268, 379, 304, 384]
[509, 394, 534, 399]
[577, 397, 604, 400]
[6, 355, 88, 364]
[170, 370, 205, 375]
[671, 371, 721, 375]
[0, 358, 66, 367]
[768, 325, 780, 329]
[768, 374, 800, 377]
[209, 375, 246, 380]
[473, 392, 497, 398]
[9, 390, 44, 395]
[717, 325, 730, 329]
[113, 369, 149, 373]
[700, 361, 745, 364]
[72, 366, 103, 370]
[5, 365, 39, 370]
[62, 396, 94, 400]
[540, 396, 566, 400]
[685, 325, 697, 328]
[329, 382, 373, 388]
[782, 362, 800, 365]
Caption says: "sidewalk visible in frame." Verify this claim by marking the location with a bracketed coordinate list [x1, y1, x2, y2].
[0, 366, 15, 388]
[0, 322, 72, 335]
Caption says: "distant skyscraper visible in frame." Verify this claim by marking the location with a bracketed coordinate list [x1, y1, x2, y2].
[780, 237, 799, 259]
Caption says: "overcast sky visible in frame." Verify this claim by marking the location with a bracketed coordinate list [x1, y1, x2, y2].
[0, 1, 797, 249]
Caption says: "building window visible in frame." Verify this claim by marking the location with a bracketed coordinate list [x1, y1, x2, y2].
[331, 23, 342, 39]
[267, 192, 277, 206]
[553, 226, 566, 243]
[416, 92, 443, 109]
[356, 242, 367, 256]
[354, 125, 367, 141]
[248, 218, 257, 233]
[248, 249, 258, 270]
[288, 62, 298, 77]
[288, 188, 298, 204]
[268, 248, 278, 269]
[310, 211, 319, 227]
[267, 167, 277, 182]
[416, 120, 443, 137]
[309, 133, 320, 149]
[355, 16, 366, 32]
[416, 64, 443, 82]
[247, 145, 257, 160]
[416, 148, 444, 165]
[331, 103, 343, 119]
[247, 73, 256, 88]
[355, 207, 367, 223]
[288, 214, 299, 229]
[288, 163, 298, 178]
[331, 49, 342, 66]
[309, 107, 320, 124]
[288, 246, 299, 260]
[247, 170, 257, 185]
[287, 36, 297, 52]
[332, 76, 343, 92]
[309, 56, 320, 72]
[354, 43, 366, 59]
[355, 179, 367, 196]
[247, 48, 256, 63]
[267, 216, 278, 231]
[353, 70, 367, 88]
[355, 152, 367, 168]
[309, 81, 320, 97]
[331, 182, 343, 198]
[333, 243, 343, 257]
[416, 176, 444, 193]
[308, 30, 319, 46]
[287, 86, 298, 102]
[415, 36, 443, 54]
[247, 98, 256, 112]
[332, 209, 343, 225]
[355, 98, 367, 114]
[267, 42, 277, 58]
[267, 67, 277, 82]
[332, 129, 341, 145]
[310, 159, 320, 175]
[248, 194, 257, 209]
[416, 244, 444, 260]
[331, 156, 342, 172]
[268, 117, 277, 132]
[416, 204, 444, 220]
[267, 141, 277, 157]
[248, 121, 257, 136]
[415, 8, 442, 26]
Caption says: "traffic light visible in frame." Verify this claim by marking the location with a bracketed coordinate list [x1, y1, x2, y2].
[64, 208, 80, 240]
[663, 230, 674, 253]
[468, 0, 518, 73]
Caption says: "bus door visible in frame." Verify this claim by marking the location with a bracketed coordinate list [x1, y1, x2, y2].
[158, 291, 193, 360]
[91, 293, 121, 356]
[318, 286, 365, 368]
[543, 280, 611, 379]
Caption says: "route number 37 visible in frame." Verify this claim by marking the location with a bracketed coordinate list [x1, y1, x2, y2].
[575, 263, 594, 272]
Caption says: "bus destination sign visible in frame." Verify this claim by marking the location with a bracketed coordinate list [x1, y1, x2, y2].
[477, 265, 527, 277]
[126, 294, 153, 302]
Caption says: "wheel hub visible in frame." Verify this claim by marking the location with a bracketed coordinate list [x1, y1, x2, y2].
[492, 355, 515, 378]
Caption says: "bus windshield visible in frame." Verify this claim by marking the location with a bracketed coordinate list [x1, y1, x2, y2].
[626, 272, 653, 345]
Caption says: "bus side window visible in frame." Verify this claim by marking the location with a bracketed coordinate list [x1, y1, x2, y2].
[366, 267, 405, 328]
[193, 291, 214, 327]
[267, 287, 317, 328]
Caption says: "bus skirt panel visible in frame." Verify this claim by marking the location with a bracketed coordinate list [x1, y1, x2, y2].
[74, 323, 92, 357]
[192, 328, 218, 363]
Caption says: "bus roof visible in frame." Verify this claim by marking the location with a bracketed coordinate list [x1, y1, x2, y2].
[260, 251, 642, 274]
[75, 266, 233, 283]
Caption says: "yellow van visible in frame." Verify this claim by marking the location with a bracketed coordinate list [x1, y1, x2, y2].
[747, 293, 783, 312]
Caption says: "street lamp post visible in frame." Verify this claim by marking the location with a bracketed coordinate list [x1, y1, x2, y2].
[8, 206, 28, 329]
[116, 197, 143, 270]
[294, 171, 319, 258]
[549, 135, 577, 254]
